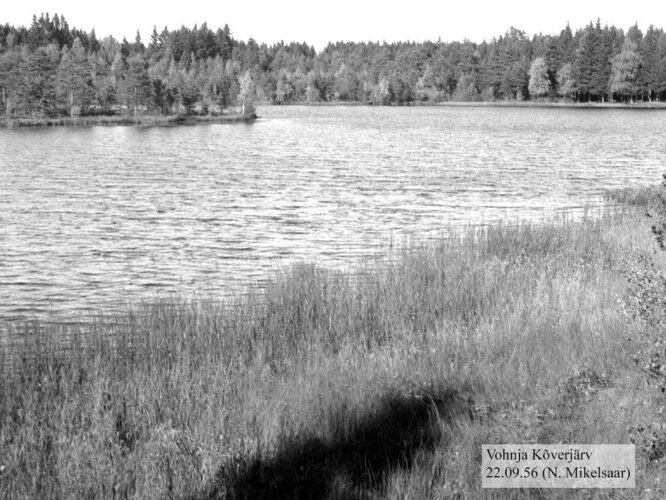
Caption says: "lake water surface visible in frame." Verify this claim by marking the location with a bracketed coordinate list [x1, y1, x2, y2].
[1, 105, 665, 322]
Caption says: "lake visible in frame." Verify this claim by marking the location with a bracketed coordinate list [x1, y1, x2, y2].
[1, 105, 665, 323]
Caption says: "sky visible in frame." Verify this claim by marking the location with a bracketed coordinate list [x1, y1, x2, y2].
[2, 1, 665, 50]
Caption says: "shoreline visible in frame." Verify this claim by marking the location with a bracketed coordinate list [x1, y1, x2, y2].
[0, 112, 257, 129]
[435, 100, 666, 109]
[264, 100, 666, 109]
[3, 101, 663, 129]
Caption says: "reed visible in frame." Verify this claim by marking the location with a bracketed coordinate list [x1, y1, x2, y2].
[1, 201, 664, 498]
[605, 183, 665, 208]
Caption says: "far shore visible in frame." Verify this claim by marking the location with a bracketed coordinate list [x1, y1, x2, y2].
[3, 99, 663, 129]
[4, 100, 664, 130]
[435, 100, 666, 109]
[0, 112, 257, 129]
[263, 99, 666, 109]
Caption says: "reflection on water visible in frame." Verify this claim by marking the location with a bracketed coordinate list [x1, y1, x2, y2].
[1, 105, 665, 321]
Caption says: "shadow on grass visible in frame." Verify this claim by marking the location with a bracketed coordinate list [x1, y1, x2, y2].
[203, 388, 472, 499]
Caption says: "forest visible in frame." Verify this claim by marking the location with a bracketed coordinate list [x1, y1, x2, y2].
[1, 13, 666, 119]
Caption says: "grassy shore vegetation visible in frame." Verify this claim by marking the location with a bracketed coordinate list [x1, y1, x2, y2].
[3, 187, 666, 498]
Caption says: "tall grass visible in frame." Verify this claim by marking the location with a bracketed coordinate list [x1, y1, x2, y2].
[605, 182, 666, 208]
[0, 204, 663, 498]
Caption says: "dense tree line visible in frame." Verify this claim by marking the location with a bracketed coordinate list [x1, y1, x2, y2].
[1, 14, 666, 118]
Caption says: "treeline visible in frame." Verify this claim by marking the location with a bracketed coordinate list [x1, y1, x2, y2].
[0, 14, 254, 119]
[1, 14, 666, 119]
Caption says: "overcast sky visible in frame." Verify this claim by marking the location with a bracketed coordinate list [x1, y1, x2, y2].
[2, 1, 665, 50]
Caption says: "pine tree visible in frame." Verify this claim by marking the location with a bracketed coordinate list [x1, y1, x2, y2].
[591, 22, 611, 100]
[89, 50, 115, 112]
[57, 37, 90, 116]
[132, 31, 144, 55]
[544, 37, 560, 93]
[640, 25, 661, 100]
[573, 23, 597, 101]
[218, 25, 234, 64]
[147, 26, 160, 60]
[17, 44, 60, 116]
[657, 32, 666, 99]
[559, 23, 575, 64]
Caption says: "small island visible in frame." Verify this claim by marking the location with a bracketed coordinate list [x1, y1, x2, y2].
[2, 112, 256, 128]
[0, 15, 257, 128]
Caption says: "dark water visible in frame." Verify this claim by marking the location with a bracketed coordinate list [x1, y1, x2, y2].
[1, 105, 665, 322]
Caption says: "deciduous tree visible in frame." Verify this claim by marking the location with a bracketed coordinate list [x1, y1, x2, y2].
[556, 63, 576, 100]
[610, 41, 643, 102]
[237, 70, 256, 118]
[528, 57, 550, 98]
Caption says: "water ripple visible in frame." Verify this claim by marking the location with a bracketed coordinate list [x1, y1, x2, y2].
[1, 105, 665, 322]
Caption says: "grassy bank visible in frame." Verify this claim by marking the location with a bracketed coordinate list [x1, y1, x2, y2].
[2, 195, 666, 498]
[0, 113, 256, 129]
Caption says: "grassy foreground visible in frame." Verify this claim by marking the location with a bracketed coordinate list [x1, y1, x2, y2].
[2, 193, 666, 498]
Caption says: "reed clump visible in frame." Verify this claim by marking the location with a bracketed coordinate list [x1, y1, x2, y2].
[1, 201, 665, 498]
